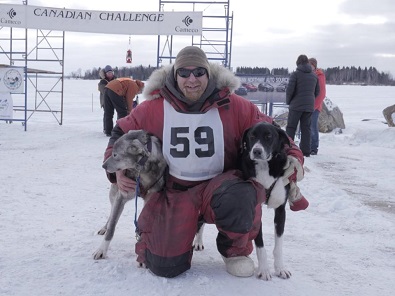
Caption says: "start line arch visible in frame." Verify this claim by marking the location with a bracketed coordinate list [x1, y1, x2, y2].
[0, 1, 233, 130]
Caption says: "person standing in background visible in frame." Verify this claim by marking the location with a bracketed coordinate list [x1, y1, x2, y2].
[98, 65, 116, 134]
[286, 54, 320, 157]
[103, 77, 144, 136]
[308, 58, 326, 155]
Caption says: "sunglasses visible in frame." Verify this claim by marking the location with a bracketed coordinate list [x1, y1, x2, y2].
[177, 67, 207, 78]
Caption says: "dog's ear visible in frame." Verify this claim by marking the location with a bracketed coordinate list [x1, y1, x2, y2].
[126, 130, 149, 145]
[240, 127, 251, 153]
[137, 131, 150, 145]
[278, 128, 291, 148]
[126, 130, 141, 140]
[127, 139, 149, 156]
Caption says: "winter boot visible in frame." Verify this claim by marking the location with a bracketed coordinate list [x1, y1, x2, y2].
[222, 256, 255, 277]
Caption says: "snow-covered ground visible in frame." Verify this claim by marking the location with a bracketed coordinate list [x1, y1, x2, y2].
[1, 80, 394, 296]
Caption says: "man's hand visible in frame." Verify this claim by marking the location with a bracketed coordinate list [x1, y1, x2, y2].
[282, 156, 304, 186]
[115, 170, 137, 193]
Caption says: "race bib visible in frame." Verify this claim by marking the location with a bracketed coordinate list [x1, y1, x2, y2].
[163, 100, 224, 181]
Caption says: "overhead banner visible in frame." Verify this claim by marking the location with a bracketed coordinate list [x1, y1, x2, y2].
[0, 67, 24, 93]
[0, 4, 202, 35]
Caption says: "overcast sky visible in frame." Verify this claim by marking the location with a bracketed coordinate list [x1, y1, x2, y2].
[4, 0, 395, 76]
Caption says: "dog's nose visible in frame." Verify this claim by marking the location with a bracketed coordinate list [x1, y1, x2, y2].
[253, 148, 262, 158]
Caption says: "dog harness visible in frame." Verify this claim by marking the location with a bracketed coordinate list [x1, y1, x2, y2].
[264, 179, 278, 204]
[136, 136, 152, 170]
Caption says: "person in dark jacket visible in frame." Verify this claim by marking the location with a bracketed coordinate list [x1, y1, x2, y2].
[103, 46, 306, 278]
[286, 54, 320, 157]
[98, 65, 116, 134]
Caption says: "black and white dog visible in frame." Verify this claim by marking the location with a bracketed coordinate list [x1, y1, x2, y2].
[241, 121, 292, 280]
[194, 121, 292, 279]
[93, 130, 167, 260]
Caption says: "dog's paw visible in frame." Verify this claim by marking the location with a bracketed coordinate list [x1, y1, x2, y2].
[275, 268, 292, 279]
[193, 228, 205, 251]
[256, 268, 272, 281]
[137, 262, 147, 269]
[192, 237, 204, 251]
[97, 227, 107, 235]
[93, 249, 106, 260]
[192, 239, 204, 251]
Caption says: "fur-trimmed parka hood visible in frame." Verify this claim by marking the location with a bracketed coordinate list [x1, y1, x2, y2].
[99, 69, 106, 79]
[142, 63, 240, 100]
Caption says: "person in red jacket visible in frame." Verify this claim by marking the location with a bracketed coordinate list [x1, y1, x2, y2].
[308, 58, 326, 155]
[103, 46, 307, 278]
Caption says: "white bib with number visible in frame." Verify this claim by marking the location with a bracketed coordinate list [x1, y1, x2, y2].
[163, 100, 224, 181]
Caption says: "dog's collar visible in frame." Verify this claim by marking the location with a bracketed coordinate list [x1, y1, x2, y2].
[137, 137, 152, 167]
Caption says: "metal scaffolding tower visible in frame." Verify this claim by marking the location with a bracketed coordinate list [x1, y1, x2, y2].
[0, 1, 65, 130]
[157, 0, 233, 69]
[1, 0, 225, 130]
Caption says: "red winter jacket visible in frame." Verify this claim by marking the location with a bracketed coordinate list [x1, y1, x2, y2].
[314, 68, 326, 112]
[104, 64, 303, 187]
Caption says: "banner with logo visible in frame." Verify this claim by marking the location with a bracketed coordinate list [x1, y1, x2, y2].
[0, 67, 24, 93]
[0, 4, 202, 36]
[0, 92, 13, 119]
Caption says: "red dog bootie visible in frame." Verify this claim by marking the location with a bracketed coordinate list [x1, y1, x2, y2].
[288, 182, 309, 211]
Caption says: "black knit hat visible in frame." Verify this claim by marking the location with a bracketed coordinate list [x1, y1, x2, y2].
[104, 65, 113, 73]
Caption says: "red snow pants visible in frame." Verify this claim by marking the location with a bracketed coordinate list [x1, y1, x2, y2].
[135, 169, 266, 278]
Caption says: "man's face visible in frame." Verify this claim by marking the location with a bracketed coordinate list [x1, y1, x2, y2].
[106, 71, 114, 79]
[176, 67, 208, 101]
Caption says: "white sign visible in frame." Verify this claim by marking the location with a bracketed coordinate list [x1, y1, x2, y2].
[0, 4, 202, 36]
[0, 67, 24, 93]
[0, 92, 13, 119]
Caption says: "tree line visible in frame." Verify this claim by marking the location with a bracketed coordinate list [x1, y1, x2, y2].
[234, 66, 394, 85]
[73, 65, 157, 81]
[71, 65, 394, 86]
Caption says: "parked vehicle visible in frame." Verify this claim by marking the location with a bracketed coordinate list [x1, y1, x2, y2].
[235, 87, 248, 95]
[258, 82, 274, 92]
[241, 83, 258, 92]
[276, 82, 288, 92]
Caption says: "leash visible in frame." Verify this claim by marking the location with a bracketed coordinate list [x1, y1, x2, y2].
[133, 137, 152, 242]
[134, 172, 141, 241]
